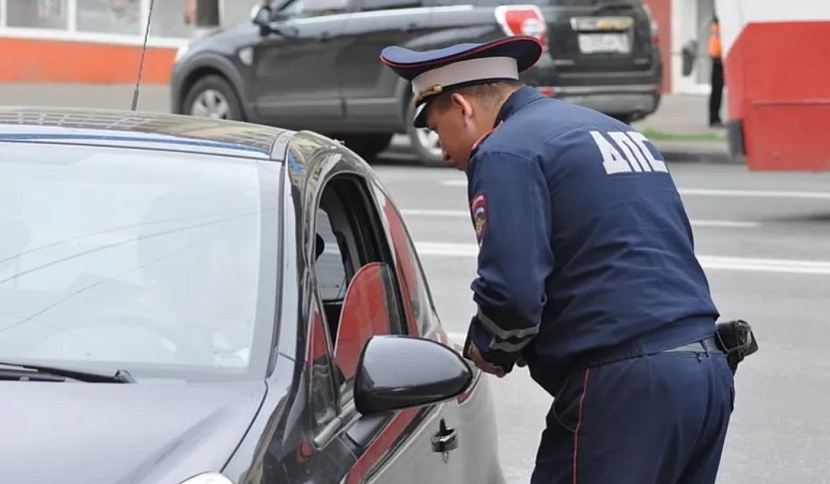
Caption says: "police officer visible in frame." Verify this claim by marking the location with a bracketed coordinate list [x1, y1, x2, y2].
[380, 36, 735, 484]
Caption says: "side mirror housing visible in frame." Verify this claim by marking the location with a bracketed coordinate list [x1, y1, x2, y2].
[250, 4, 273, 36]
[354, 335, 473, 415]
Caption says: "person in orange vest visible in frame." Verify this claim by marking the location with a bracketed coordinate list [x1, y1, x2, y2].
[709, 15, 724, 127]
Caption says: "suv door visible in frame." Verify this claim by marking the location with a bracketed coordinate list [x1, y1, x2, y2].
[338, 0, 432, 124]
[250, 0, 353, 126]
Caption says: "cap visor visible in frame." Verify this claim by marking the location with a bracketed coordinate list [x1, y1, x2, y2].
[413, 102, 428, 129]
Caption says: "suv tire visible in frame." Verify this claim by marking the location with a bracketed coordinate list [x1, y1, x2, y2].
[183, 75, 244, 121]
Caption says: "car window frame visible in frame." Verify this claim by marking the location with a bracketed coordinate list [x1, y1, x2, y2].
[369, 181, 441, 339]
[304, 156, 411, 448]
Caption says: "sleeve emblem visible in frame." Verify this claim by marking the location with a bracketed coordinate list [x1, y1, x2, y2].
[471, 192, 487, 247]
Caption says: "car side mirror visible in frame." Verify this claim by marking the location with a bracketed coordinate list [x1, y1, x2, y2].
[250, 4, 273, 35]
[354, 335, 473, 415]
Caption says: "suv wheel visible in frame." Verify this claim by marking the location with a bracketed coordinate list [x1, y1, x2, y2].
[405, 102, 446, 167]
[183, 75, 243, 121]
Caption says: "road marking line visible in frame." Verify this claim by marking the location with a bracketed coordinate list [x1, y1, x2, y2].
[441, 181, 830, 200]
[401, 209, 760, 228]
[402, 209, 469, 217]
[679, 188, 830, 200]
[689, 220, 762, 228]
[413, 242, 830, 275]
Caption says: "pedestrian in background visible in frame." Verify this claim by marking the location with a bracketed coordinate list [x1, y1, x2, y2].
[709, 15, 724, 126]
[380, 35, 735, 484]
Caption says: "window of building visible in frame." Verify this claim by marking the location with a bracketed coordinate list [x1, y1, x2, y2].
[6, 0, 69, 29]
[148, 0, 193, 38]
[76, 0, 141, 35]
[4, 0, 196, 38]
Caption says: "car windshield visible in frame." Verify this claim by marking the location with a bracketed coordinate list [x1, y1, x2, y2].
[0, 141, 280, 381]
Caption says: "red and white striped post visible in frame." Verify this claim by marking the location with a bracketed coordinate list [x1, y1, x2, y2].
[716, 0, 830, 171]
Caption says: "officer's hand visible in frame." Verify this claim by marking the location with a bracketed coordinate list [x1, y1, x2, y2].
[467, 341, 507, 378]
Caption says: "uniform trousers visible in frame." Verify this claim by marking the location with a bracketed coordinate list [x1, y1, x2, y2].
[529, 347, 734, 484]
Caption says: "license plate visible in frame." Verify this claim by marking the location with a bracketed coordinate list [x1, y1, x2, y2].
[578, 33, 631, 54]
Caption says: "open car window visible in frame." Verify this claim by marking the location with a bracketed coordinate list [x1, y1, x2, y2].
[308, 172, 408, 421]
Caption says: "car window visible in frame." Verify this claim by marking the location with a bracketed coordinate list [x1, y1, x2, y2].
[277, 0, 350, 18]
[428, 0, 640, 6]
[309, 173, 406, 408]
[0, 141, 279, 381]
[315, 208, 348, 302]
[357, 0, 422, 12]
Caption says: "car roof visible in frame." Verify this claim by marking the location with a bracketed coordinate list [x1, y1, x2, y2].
[0, 106, 295, 161]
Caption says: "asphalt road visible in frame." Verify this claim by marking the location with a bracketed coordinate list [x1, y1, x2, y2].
[371, 146, 830, 484]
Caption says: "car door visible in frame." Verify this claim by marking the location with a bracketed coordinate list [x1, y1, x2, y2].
[337, 0, 432, 122]
[250, 0, 353, 126]
[302, 154, 461, 483]
[365, 180, 474, 482]
[365, 178, 507, 484]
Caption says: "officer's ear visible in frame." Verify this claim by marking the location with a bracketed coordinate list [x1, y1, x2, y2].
[449, 92, 475, 124]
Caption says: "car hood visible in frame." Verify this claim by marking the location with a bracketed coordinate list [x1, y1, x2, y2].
[0, 380, 268, 484]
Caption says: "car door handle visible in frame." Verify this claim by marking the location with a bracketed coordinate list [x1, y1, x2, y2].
[431, 419, 458, 454]
[403, 22, 419, 32]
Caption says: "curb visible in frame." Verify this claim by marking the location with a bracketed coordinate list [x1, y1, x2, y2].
[652, 140, 740, 164]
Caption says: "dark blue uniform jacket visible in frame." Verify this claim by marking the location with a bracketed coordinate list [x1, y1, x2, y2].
[465, 86, 720, 393]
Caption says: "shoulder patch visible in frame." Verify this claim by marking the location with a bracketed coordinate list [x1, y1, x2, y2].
[471, 192, 487, 247]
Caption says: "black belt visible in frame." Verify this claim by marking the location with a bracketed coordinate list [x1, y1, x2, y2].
[568, 335, 724, 372]
[661, 337, 721, 354]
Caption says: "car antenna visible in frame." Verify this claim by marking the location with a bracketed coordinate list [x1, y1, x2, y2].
[131, 0, 156, 111]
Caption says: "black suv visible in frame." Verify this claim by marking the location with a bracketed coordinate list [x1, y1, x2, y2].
[171, 0, 662, 166]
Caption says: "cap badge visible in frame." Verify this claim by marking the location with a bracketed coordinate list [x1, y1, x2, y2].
[415, 84, 444, 103]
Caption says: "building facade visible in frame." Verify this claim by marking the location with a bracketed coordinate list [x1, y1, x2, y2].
[0, 0, 253, 83]
[0, 0, 717, 93]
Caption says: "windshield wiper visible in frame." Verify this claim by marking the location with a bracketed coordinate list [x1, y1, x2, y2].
[0, 360, 135, 383]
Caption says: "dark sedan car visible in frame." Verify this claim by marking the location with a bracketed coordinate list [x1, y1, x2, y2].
[0, 107, 504, 484]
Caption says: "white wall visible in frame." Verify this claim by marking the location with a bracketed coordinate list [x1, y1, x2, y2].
[714, 0, 830, 59]
[670, 0, 714, 94]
